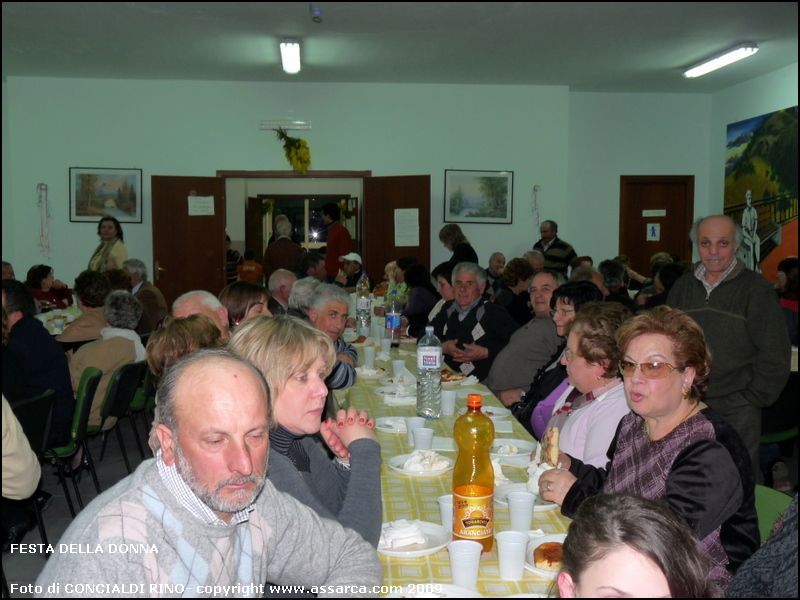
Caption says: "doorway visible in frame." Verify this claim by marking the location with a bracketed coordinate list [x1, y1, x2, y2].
[619, 175, 694, 276]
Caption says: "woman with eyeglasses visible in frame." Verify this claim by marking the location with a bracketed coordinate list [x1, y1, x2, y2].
[540, 302, 632, 468]
[538, 306, 759, 593]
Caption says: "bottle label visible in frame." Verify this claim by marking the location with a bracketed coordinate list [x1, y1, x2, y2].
[357, 296, 371, 311]
[417, 346, 442, 369]
[453, 486, 493, 541]
[385, 313, 401, 330]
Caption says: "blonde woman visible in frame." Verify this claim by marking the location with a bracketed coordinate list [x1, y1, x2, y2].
[229, 315, 382, 546]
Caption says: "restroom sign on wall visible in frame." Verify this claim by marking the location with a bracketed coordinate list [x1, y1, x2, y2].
[646, 223, 660, 241]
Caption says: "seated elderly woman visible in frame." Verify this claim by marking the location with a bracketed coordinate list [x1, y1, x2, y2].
[539, 306, 759, 591]
[25, 264, 73, 310]
[229, 315, 382, 546]
[557, 494, 715, 598]
[493, 257, 536, 326]
[218, 280, 271, 333]
[69, 290, 145, 430]
[541, 302, 632, 468]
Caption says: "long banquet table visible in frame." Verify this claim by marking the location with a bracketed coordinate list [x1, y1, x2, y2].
[336, 341, 570, 597]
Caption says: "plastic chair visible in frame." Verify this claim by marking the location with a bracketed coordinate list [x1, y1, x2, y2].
[88, 361, 148, 474]
[127, 367, 156, 459]
[754, 484, 792, 543]
[10, 389, 55, 546]
[45, 367, 103, 516]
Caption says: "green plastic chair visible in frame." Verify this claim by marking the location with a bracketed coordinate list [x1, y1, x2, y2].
[45, 366, 103, 516]
[754, 484, 792, 543]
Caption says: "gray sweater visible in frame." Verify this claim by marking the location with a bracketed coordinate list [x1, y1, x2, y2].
[35, 459, 382, 597]
[268, 437, 383, 547]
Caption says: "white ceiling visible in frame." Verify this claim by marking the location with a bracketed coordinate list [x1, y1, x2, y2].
[2, 2, 797, 93]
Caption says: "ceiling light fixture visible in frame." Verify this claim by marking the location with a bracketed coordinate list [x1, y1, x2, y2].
[309, 3, 322, 23]
[683, 43, 759, 78]
[280, 40, 301, 74]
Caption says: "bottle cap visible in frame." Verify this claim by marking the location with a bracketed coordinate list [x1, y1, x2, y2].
[466, 393, 482, 409]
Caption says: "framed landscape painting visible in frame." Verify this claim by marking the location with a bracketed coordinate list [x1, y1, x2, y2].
[70, 167, 143, 223]
[443, 169, 513, 224]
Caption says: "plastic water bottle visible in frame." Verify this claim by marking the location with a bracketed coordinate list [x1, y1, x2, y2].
[416, 326, 442, 419]
[355, 273, 371, 336]
[385, 291, 402, 348]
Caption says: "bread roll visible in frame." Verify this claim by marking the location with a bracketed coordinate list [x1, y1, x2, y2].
[533, 541, 563, 572]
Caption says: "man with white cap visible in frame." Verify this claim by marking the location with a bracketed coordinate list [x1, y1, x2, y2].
[335, 252, 368, 292]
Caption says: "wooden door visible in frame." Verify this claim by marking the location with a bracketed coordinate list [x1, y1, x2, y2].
[363, 175, 431, 284]
[245, 196, 264, 259]
[151, 175, 226, 306]
[619, 176, 694, 276]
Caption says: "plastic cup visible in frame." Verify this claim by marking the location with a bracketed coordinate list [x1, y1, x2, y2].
[506, 491, 535, 532]
[405, 416, 425, 446]
[448, 540, 482, 591]
[380, 338, 392, 354]
[392, 359, 406, 379]
[495, 531, 528, 581]
[441, 390, 457, 416]
[412, 427, 434, 450]
[438, 494, 454, 534]
[363, 346, 376, 369]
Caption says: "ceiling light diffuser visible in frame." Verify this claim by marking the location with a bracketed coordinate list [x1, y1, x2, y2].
[683, 43, 758, 78]
[280, 40, 301, 74]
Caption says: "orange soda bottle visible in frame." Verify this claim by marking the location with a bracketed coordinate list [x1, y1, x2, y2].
[452, 393, 495, 552]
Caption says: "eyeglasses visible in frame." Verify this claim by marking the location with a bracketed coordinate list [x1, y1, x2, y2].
[618, 359, 680, 379]
[563, 347, 578, 362]
[550, 307, 575, 318]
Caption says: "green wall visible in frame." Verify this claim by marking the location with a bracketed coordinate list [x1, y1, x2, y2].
[2, 68, 796, 285]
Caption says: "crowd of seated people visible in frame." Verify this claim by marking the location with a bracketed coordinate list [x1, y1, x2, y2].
[2, 212, 796, 596]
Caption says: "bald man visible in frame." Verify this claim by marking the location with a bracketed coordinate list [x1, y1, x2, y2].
[668, 215, 790, 478]
[172, 290, 230, 341]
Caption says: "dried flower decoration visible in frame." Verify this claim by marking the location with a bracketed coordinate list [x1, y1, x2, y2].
[275, 128, 311, 174]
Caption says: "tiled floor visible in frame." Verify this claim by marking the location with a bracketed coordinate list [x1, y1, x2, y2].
[3, 419, 152, 598]
[2, 420, 797, 598]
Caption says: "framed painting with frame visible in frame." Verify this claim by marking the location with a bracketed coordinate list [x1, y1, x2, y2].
[69, 167, 143, 223]
[443, 169, 513, 224]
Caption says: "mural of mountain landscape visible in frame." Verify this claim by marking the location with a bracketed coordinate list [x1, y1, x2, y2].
[724, 106, 797, 276]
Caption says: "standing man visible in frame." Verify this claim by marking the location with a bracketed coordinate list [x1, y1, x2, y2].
[322, 203, 352, 284]
[430, 263, 518, 382]
[668, 215, 790, 478]
[533, 220, 577, 278]
[485, 270, 562, 404]
[263, 217, 303, 281]
[123, 258, 168, 333]
[36, 349, 382, 596]
[267, 269, 297, 316]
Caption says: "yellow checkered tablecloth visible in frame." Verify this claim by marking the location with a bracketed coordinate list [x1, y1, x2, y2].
[338, 343, 570, 597]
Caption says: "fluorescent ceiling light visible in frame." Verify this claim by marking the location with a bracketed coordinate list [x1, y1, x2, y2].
[683, 43, 758, 78]
[280, 40, 301, 74]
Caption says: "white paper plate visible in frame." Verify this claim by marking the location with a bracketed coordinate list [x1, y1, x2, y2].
[494, 483, 558, 511]
[378, 521, 451, 558]
[388, 453, 454, 477]
[375, 416, 407, 434]
[524, 534, 567, 578]
[491, 438, 536, 458]
[355, 366, 387, 379]
[375, 385, 416, 397]
[385, 584, 482, 598]
[457, 405, 511, 420]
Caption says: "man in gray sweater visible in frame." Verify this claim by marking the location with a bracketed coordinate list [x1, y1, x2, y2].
[668, 215, 790, 479]
[36, 349, 382, 597]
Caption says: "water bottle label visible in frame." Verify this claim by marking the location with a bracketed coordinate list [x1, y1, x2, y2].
[357, 296, 371, 311]
[417, 347, 442, 370]
[385, 313, 401, 330]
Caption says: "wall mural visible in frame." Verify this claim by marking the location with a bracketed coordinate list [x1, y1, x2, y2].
[724, 106, 797, 275]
